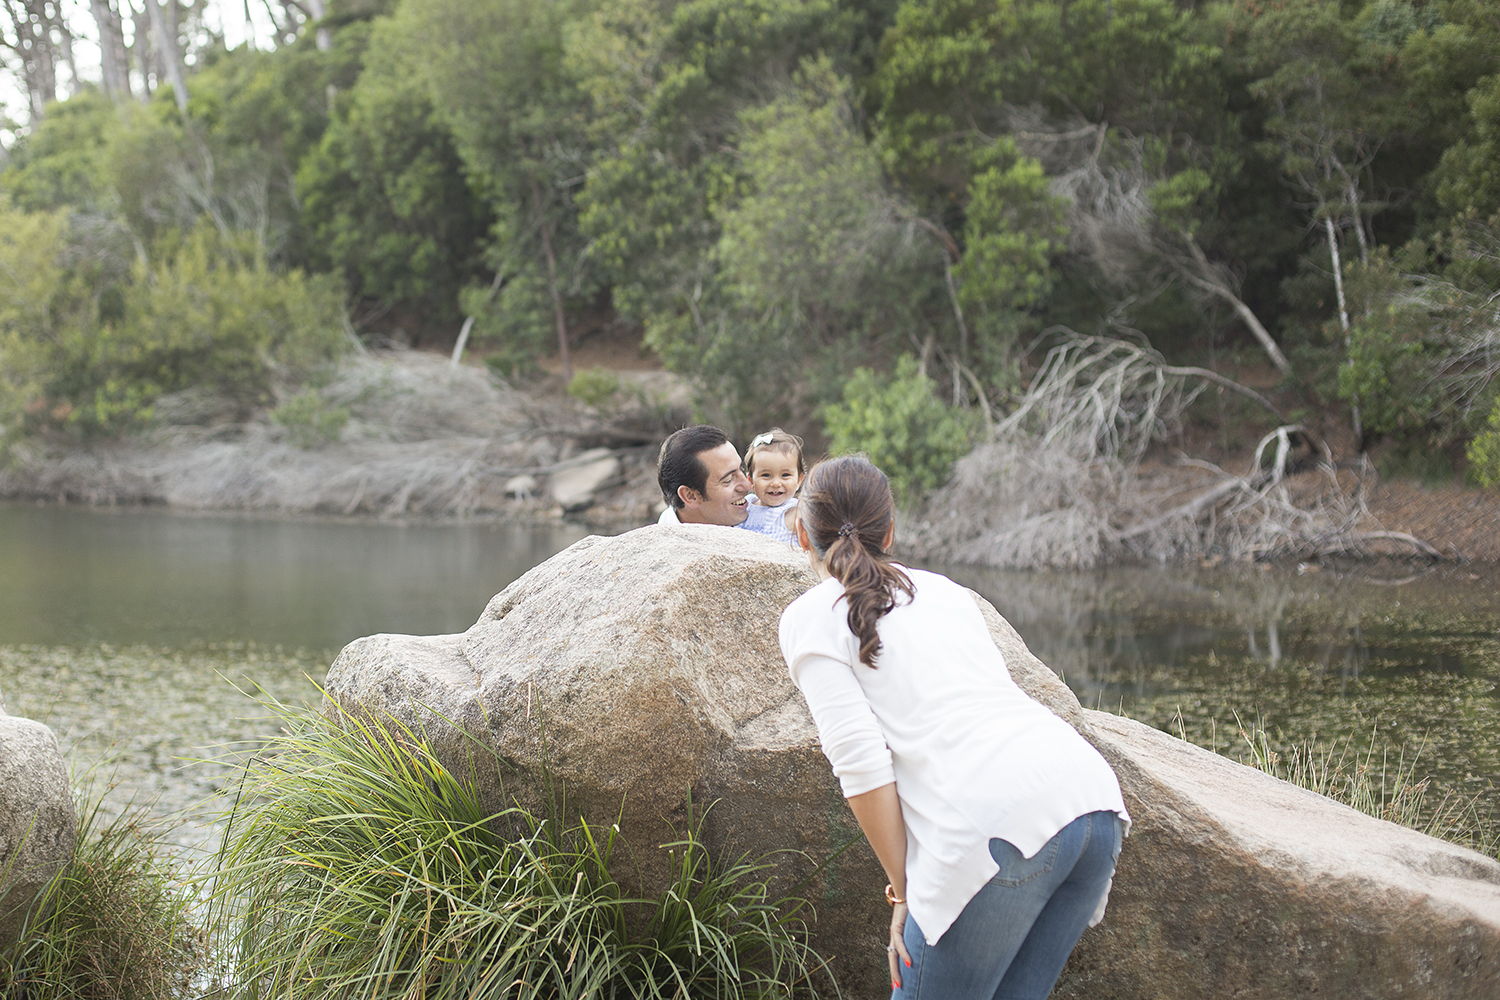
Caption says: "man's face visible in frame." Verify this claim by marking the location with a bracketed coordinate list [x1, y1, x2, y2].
[677, 442, 750, 525]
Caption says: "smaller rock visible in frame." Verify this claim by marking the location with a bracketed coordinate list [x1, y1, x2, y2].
[549, 448, 621, 511]
[0, 711, 76, 952]
[504, 474, 538, 500]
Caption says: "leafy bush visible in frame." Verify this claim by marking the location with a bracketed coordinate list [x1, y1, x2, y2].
[206, 701, 829, 999]
[567, 366, 621, 408]
[1334, 253, 1500, 459]
[271, 388, 351, 448]
[1467, 398, 1500, 489]
[822, 354, 979, 506]
[0, 795, 198, 1000]
[1, 213, 348, 440]
[1337, 304, 1439, 440]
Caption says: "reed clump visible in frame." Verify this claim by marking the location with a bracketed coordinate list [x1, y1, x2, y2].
[1176, 710, 1498, 859]
[0, 793, 200, 1000]
[202, 701, 831, 999]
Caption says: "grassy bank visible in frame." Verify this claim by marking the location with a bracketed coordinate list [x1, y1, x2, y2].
[4, 702, 832, 1000]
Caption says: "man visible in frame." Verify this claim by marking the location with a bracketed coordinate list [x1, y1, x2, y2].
[656, 425, 752, 526]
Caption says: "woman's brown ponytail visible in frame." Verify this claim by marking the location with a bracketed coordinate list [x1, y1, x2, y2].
[799, 456, 914, 668]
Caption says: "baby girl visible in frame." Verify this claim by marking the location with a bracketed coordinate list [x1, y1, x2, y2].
[739, 428, 804, 547]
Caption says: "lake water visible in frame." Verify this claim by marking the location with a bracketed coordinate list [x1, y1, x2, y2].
[2, 501, 1496, 854]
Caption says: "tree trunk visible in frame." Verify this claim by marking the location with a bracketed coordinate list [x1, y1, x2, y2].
[305, 0, 331, 51]
[3, 1, 61, 118]
[1324, 213, 1363, 448]
[146, 0, 188, 111]
[529, 173, 572, 382]
[89, 0, 132, 100]
[1179, 236, 1292, 375]
[132, 3, 154, 96]
[450, 268, 507, 370]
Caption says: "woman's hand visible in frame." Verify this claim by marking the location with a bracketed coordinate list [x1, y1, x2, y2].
[845, 784, 912, 991]
[888, 900, 912, 991]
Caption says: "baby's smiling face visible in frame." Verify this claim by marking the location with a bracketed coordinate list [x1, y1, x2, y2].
[750, 449, 802, 507]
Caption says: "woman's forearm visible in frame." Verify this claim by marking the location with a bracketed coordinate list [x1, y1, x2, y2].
[847, 781, 908, 897]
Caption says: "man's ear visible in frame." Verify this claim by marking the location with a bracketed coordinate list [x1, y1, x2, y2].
[677, 484, 700, 508]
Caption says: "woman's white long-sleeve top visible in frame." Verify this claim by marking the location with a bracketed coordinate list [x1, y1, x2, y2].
[779, 567, 1130, 945]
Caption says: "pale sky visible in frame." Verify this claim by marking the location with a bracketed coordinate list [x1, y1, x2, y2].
[2, 0, 287, 148]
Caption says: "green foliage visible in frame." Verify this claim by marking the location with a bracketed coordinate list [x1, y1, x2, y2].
[957, 139, 1068, 311]
[0, 793, 198, 1000]
[394, 0, 602, 367]
[1, 216, 347, 439]
[571, 0, 883, 428]
[1413, 0, 1500, 219]
[271, 388, 351, 448]
[3, 0, 1498, 455]
[875, 0, 1218, 192]
[0, 91, 118, 213]
[718, 61, 894, 316]
[822, 355, 978, 506]
[1337, 306, 1437, 439]
[567, 366, 621, 408]
[1333, 250, 1498, 458]
[297, 9, 493, 332]
[1467, 399, 1500, 490]
[1375, 439, 1455, 486]
[207, 700, 830, 999]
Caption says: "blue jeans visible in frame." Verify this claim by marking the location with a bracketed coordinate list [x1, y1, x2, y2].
[896, 811, 1122, 1000]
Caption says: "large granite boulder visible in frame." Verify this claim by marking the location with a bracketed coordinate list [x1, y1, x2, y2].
[0, 711, 76, 952]
[1062, 712, 1500, 998]
[325, 526, 1500, 999]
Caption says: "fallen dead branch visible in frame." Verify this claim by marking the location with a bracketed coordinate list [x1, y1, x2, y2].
[906, 335, 1441, 567]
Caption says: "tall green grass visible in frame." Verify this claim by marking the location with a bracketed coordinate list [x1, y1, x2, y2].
[1173, 708, 1498, 859]
[203, 701, 832, 999]
[0, 791, 199, 1000]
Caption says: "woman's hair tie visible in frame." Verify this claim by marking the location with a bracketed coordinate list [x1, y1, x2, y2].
[837, 522, 857, 538]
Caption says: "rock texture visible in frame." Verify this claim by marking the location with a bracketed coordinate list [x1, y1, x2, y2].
[1060, 711, 1500, 998]
[0, 711, 76, 952]
[324, 527, 1500, 999]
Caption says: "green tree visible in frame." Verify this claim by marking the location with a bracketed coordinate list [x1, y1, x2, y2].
[822, 354, 978, 506]
[297, 10, 492, 341]
[1402, 0, 1500, 220]
[400, 0, 601, 376]
[1, 217, 347, 439]
[1468, 397, 1500, 489]
[871, 0, 1236, 378]
[571, 0, 868, 414]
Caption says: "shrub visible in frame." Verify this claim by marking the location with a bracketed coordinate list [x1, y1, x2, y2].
[0, 795, 199, 1000]
[567, 366, 620, 409]
[822, 354, 979, 506]
[1334, 252, 1500, 458]
[271, 388, 350, 448]
[205, 701, 830, 999]
[1467, 397, 1500, 488]
[1, 215, 348, 439]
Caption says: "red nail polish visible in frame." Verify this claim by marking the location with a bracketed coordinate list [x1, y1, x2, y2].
[891, 981, 899, 991]
[905, 957, 912, 967]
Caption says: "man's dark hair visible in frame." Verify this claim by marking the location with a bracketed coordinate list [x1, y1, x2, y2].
[658, 425, 731, 509]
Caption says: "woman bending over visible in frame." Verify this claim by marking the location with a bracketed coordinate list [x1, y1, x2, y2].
[779, 455, 1129, 1000]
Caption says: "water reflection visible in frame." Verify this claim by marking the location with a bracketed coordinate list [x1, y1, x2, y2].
[0, 502, 589, 649]
[942, 561, 1500, 833]
[0, 501, 590, 854]
[940, 562, 1500, 708]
